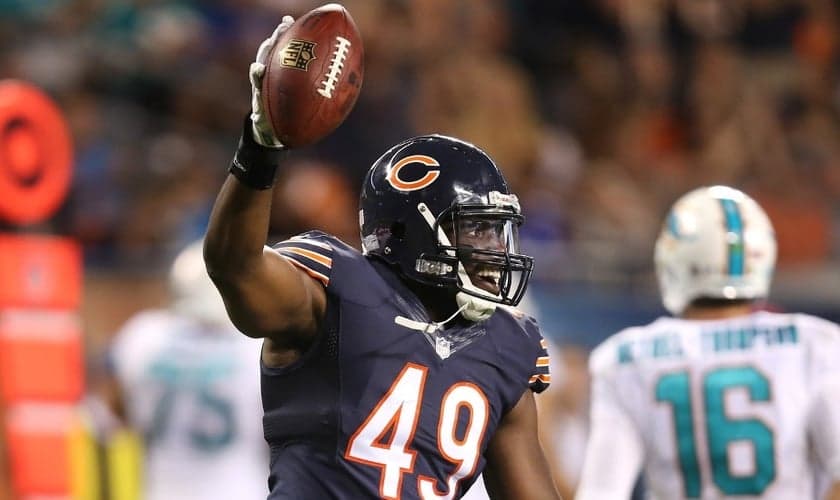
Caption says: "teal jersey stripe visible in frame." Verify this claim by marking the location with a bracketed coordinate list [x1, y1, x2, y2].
[719, 198, 744, 276]
[666, 212, 680, 238]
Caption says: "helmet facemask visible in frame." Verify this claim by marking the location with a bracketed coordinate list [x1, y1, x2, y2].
[414, 191, 534, 320]
[359, 134, 536, 323]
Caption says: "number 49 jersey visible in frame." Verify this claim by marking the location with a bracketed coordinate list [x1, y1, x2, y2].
[263, 231, 550, 500]
[581, 311, 840, 500]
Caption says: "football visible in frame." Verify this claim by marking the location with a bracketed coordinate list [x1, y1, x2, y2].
[262, 3, 364, 148]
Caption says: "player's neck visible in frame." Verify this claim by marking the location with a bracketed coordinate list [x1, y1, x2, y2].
[405, 280, 460, 323]
[680, 303, 755, 320]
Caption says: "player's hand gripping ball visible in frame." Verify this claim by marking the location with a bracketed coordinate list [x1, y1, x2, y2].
[250, 4, 364, 148]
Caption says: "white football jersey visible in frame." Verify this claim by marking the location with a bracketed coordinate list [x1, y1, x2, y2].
[577, 311, 840, 500]
[110, 309, 268, 500]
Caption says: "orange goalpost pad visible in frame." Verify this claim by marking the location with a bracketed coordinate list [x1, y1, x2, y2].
[0, 234, 81, 309]
[0, 310, 84, 402]
[4, 403, 98, 497]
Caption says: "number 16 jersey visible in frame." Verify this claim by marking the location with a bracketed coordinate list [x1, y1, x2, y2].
[579, 310, 840, 500]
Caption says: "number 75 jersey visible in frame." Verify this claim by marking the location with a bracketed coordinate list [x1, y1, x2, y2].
[582, 311, 840, 500]
[263, 232, 550, 499]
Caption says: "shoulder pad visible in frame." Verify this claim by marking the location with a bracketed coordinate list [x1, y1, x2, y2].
[272, 231, 354, 287]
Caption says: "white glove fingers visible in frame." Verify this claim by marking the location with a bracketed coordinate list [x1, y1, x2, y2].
[248, 17, 294, 149]
[255, 36, 275, 66]
[249, 62, 266, 88]
[250, 62, 265, 129]
[251, 93, 262, 121]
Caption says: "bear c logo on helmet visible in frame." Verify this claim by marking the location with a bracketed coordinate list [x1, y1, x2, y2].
[386, 155, 440, 192]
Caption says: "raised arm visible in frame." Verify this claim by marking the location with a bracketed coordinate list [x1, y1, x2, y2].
[204, 17, 326, 346]
[482, 390, 562, 499]
[204, 169, 325, 342]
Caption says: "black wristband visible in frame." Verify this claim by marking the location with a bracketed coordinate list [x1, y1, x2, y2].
[228, 115, 287, 190]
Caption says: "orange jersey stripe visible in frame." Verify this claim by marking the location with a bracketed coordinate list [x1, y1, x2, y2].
[283, 256, 329, 286]
[288, 236, 333, 250]
[281, 246, 333, 267]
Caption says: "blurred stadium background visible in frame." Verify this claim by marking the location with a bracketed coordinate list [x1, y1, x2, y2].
[1, 0, 839, 498]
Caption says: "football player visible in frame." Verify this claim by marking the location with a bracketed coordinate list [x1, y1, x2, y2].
[575, 186, 840, 500]
[203, 17, 560, 500]
[102, 240, 268, 500]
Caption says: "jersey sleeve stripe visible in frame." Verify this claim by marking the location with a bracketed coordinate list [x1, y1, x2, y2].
[528, 373, 551, 393]
[275, 238, 334, 257]
[281, 255, 330, 286]
[274, 236, 335, 286]
[529, 338, 551, 393]
[288, 235, 333, 250]
[278, 246, 333, 267]
[275, 246, 332, 283]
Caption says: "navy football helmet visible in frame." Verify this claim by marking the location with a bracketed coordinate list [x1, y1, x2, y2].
[359, 135, 533, 320]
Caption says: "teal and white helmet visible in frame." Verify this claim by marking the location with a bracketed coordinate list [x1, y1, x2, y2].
[654, 186, 777, 315]
[169, 239, 231, 327]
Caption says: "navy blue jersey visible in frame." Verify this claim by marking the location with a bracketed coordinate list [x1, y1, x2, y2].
[262, 231, 550, 499]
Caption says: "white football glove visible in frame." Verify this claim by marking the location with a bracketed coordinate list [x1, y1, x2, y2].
[250, 15, 295, 148]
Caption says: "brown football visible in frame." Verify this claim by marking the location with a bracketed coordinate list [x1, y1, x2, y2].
[262, 3, 364, 148]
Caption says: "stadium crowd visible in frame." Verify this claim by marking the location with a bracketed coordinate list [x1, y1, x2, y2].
[1, 0, 837, 279]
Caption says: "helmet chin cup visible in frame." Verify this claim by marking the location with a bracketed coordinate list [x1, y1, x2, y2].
[455, 291, 496, 322]
[453, 251, 502, 321]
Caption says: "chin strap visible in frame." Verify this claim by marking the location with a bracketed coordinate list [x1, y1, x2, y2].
[417, 203, 498, 322]
[455, 292, 495, 322]
[394, 301, 480, 360]
[402, 302, 469, 334]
